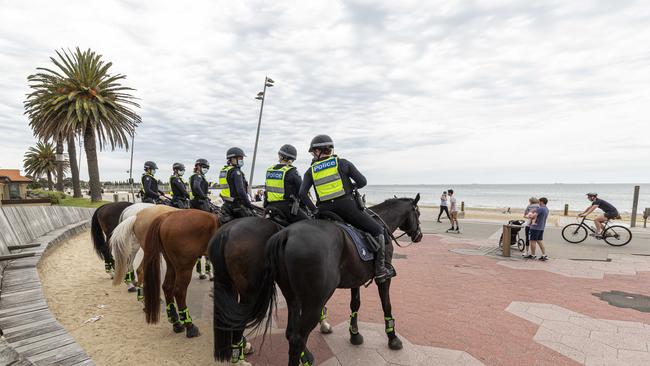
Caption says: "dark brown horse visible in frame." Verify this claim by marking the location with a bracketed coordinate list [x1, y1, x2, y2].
[141, 209, 220, 337]
[90, 201, 133, 276]
[212, 196, 423, 366]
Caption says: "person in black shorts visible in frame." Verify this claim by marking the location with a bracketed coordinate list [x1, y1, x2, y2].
[579, 193, 619, 238]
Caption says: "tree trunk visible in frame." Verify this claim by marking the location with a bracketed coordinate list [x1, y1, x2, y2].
[67, 134, 82, 198]
[84, 126, 102, 202]
[55, 138, 64, 192]
[46, 171, 53, 191]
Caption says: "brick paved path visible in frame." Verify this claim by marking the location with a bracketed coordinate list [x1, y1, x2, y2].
[243, 234, 650, 365]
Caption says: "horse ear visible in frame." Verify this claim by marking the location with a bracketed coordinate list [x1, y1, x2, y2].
[393, 195, 398, 199]
[414, 193, 420, 205]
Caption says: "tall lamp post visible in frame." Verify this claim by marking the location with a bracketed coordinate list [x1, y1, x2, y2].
[128, 117, 137, 202]
[249, 76, 274, 189]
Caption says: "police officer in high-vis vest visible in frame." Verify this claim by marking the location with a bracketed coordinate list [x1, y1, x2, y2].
[170, 163, 190, 209]
[190, 158, 211, 212]
[299, 135, 390, 282]
[218, 147, 255, 218]
[141, 161, 163, 204]
[264, 144, 310, 223]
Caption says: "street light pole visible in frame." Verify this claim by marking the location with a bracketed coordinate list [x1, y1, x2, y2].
[249, 76, 274, 189]
[129, 126, 136, 203]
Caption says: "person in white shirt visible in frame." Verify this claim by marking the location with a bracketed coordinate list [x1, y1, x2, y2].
[448, 189, 459, 231]
[437, 191, 451, 223]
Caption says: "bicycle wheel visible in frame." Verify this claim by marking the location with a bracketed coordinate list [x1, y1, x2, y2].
[604, 225, 632, 246]
[517, 238, 525, 252]
[562, 224, 588, 243]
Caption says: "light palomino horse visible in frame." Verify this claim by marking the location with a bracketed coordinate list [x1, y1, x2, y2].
[110, 203, 177, 298]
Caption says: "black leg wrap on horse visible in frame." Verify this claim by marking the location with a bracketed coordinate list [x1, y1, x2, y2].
[230, 339, 244, 363]
[300, 349, 314, 366]
[166, 303, 179, 323]
[349, 311, 359, 334]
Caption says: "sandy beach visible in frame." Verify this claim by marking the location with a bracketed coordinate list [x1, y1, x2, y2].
[37, 231, 220, 366]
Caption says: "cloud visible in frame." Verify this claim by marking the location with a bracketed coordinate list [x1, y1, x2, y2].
[1, 0, 649, 185]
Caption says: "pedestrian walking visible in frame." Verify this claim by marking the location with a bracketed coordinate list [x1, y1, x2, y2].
[437, 191, 451, 223]
[448, 189, 460, 232]
[525, 197, 549, 261]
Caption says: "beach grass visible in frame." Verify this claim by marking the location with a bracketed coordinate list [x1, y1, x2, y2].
[57, 197, 110, 208]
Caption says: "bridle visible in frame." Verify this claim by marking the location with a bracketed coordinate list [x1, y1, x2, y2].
[369, 201, 422, 248]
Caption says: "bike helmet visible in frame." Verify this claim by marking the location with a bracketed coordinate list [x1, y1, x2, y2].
[226, 147, 246, 159]
[309, 135, 334, 152]
[278, 144, 297, 160]
[172, 162, 185, 171]
[195, 158, 210, 168]
[144, 161, 158, 170]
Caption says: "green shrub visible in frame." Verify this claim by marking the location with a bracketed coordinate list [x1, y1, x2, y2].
[29, 189, 67, 204]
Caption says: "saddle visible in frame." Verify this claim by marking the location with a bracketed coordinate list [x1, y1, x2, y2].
[316, 211, 379, 263]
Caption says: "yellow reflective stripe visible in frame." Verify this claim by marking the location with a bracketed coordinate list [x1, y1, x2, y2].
[218, 166, 233, 198]
[312, 157, 345, 201]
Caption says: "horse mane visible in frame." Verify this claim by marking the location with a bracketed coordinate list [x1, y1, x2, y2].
[370, 197, 412, 210]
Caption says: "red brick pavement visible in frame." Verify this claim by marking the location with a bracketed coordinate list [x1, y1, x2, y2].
[247, 234, 650, 365]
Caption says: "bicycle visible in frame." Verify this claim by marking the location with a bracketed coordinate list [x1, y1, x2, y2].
[561, 217, 632, 246]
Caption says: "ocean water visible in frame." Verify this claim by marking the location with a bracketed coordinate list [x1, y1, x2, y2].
[360, 184, 650, 213]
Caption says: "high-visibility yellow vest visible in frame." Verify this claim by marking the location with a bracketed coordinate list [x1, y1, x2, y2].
[311, 156, 345, 201]
[218, 166, 234, 201]
[265, 165, 294, 202]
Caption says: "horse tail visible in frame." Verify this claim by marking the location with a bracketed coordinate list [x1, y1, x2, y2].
[90, 206, 109, 261]
[110, 215, 138, 286]
[142, 214, 166, 324]
[210, 228, 236, 361]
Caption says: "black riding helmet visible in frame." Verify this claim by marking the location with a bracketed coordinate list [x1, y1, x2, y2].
[172, 162, 185, 171]
[226, 147, 246, 159]
[309, 135, 334, 152]
[278, 144, 297, 160]
[195, 158, 209, 168]
[144, 161, 158, 170]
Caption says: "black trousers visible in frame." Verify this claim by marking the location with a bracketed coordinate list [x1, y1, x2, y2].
[318, 196, 383, 236]
[191, 198, 211, 212]
[172, 198, 190, 209]
[221, 202, 255, 219]
[267, 201, 310, 223]
[437, 206, 451, 221]
[142, 197, 157, 204]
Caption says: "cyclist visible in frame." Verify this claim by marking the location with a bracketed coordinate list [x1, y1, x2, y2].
[579, 193, 619, 238]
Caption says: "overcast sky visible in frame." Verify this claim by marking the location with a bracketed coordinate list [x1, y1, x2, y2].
[1, 0, 649, 185]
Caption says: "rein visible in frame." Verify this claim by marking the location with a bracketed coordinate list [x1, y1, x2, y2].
[367, 208, 415, 248]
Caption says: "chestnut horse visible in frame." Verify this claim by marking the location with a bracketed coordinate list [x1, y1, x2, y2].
[141, 209, 220, 337]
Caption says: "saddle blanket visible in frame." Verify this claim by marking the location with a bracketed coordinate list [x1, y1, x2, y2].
[336, 223, 374, 262]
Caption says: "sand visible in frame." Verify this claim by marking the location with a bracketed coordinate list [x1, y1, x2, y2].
[37, 231, 220, 366]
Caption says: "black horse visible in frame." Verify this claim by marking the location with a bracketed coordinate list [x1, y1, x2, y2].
[90, 201, 133, 275]
[212, 195, 423, 366]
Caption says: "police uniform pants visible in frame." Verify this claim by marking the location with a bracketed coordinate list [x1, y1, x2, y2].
[318, 197, 383, 236]
[222, 202, 255, 219]
[172, 198, 190, 209]
[267, 201, 310, 224]
[142, 197, 156, 204]
[191, 198, 211, 212]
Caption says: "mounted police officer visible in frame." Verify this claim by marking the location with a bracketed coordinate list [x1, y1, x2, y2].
[218, 147, 255, 219]
[299, 135, 390, 283]
[190, 158, 211, 212]
[264, 144, 310, 223]
[169, 163, 190, 209]
[141, 161, 163, 204]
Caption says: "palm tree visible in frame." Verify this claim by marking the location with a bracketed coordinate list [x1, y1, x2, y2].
[24, 48, 141, 202]
[23, 141, 62, 191]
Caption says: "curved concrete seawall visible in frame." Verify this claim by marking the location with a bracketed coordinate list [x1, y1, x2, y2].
[0, 205, 95, 365]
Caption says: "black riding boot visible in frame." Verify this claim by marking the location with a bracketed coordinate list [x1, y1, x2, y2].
[374, 234, 389, 283]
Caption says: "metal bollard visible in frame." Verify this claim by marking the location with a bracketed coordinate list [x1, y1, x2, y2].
[113, 193, 119, 202]
[461, 201, 465, 212]
[564, 204, 569, 216]
[502, 225, 511, 257]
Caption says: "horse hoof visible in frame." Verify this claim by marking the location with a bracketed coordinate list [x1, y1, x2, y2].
[186, 324, 200, 338]
[320, 321, 333, 334]
[388, 336, 403, 350]
[244, 341, 254, 355]
[172, 322, 184, 333]
[350, 332, 364, 345]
